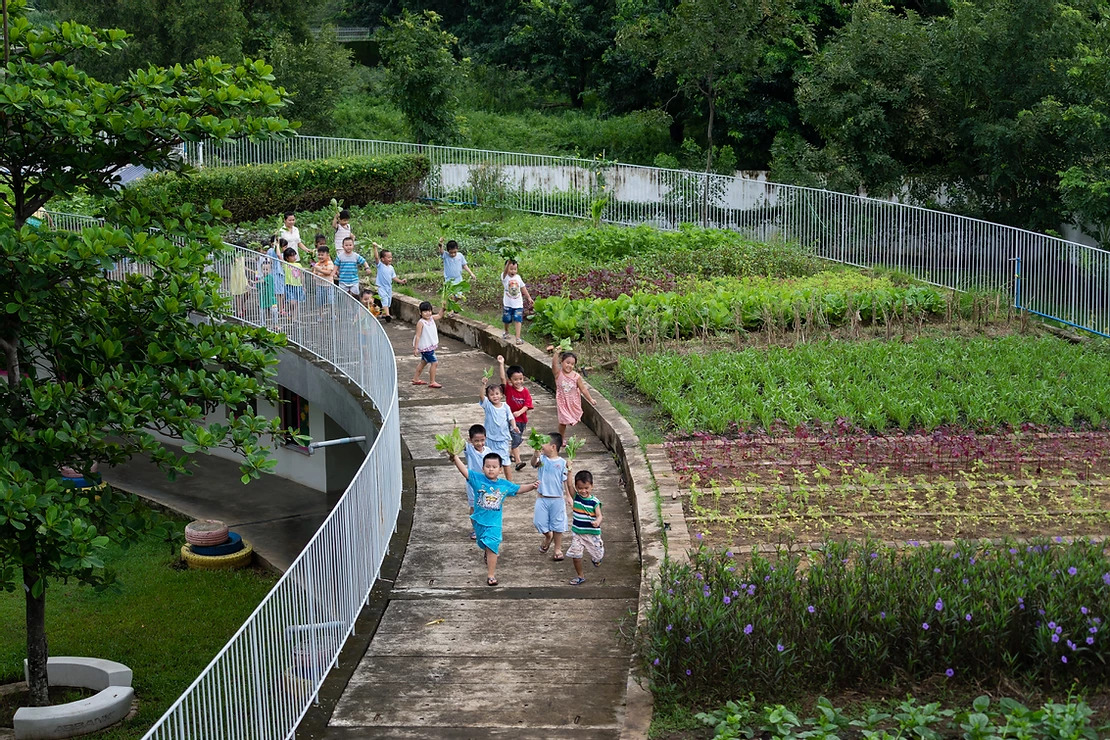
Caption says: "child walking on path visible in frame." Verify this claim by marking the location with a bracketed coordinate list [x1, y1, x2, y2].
[267, 236, 287, 315]
[531, 431, 569, 561]
[463, 425, 488, 540]
[501, 259, 533, 345]
[498, 356, 534, 471]
[448, 451, 538, 587]
[412, 301, 446, 388]
[335, 236, 369, 298]
[480, 375, 517, 482]
[551, 349, 595, 437]
[371, 241, 407, 322]
[438, 237, 477, 287]
[566, 470, 604, 585]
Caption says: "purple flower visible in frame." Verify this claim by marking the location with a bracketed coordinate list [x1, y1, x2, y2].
[969, 557, 976, 565]
[747, 586, 756, 596]
[695, 572, 703, 581]
[666, 624, 672, 632]
[685, 668, 692, 676]
[696, 532, 703, 540]
[962, 579, 969, 585]
[1096, 618, 1103, 625]
[1087, 636, 1095, 645]
[933, 568, 941, 574]
[1091, 627, 1099, 634]
[723, 596, 731, 605]
[744, 623, 753, 635]
[1082, 606, 1089, 615]
[726, 550, 734, 557]
[965, 613, 972, 622]
[935, 599, 944, 612]
[1056, 626, 1063, 634]
[1009, 548, 1018, 554]
[684, 636, 691, 644]
[764, 575, 771, 582]
[1103, 573, 1110, 586]
[922, 622, 930, 630]
[880, 611, 886, 619]
[726, 566, 736, 572]
[1068, 567, 1078, 576]
[870, 552, 879, 559]
[653, 658, 660, 666]
[945, 668, 954, 677]
[1062, 656, 1068, 664]
[1067, 640, 1076, 650]
[1055, 536, 1063, 543]
[1052, 634, 1060, 643]
[1049, 622, 1057, 629]
[667, 589, 674, 595]
[807, 605, 816, 614]
[776, 643, 784, 652]
[731, 590, 739, 597]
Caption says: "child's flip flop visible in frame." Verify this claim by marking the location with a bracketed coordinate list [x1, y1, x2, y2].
[429, 382, 443, 388]
[411, 379, 426, 385]
[487, 577, 499, 587]
[569, 577, 586, 585]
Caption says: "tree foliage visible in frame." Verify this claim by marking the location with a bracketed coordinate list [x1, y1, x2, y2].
[374, 9, 466, 144]
[0, 1, 293, 706]
[267, 26, 356, 133]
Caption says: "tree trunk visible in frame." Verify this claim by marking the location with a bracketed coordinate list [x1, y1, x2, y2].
[23, 559, 49, 707]
[702, 87, 716, 227]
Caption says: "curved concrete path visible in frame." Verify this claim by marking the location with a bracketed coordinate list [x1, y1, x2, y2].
[322, 321, 640, 738]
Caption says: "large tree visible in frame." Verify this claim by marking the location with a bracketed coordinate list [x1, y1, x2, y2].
[0, 0, 294, 706]
[618, 0, 797, 172]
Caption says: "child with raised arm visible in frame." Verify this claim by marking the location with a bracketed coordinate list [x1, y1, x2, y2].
[448, 449, 537, 587]
[551, 349, 595, 437]
[480, 373, 517, 482]
[531, 431, 569, 561]
[371, 241, 407, 323]
[498, 356, 534, 471]
[335, 236, 369, 298]
[566, 469, 603, 585]
[501, 258, 532, 345]
[463, 424, 488, 540]
[412, 300, 446, 388]
[333, 208, 353, 253]
[438, 237, 476, 289]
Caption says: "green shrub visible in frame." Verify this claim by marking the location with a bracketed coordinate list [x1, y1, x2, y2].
[646, 539, 1110, 704]
[557, 224, 819, 279]
[533, 271, 946, 342]
[133, 154, 430, 222]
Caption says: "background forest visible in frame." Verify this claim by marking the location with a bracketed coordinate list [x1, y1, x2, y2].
[35, 0, 1110, 238]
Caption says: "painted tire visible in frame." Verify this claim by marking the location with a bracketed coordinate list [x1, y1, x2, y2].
[184, 519, 229, 546]
[188, 532, 244, 557]
[180, 541, 253, 570]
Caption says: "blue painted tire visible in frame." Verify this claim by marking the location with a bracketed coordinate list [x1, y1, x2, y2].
[188, 532, 243, 557]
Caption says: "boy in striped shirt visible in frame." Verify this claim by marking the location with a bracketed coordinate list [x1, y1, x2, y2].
[566, 469, 603, 585]
[335, 236, 369, 297]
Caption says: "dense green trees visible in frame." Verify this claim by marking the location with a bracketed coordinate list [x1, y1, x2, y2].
[0, 1, 292, 706]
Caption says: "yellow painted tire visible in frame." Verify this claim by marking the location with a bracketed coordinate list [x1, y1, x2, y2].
[180, 540, 254, 570]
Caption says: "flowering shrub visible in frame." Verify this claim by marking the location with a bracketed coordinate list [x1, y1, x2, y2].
[645, 539, 1110, 703]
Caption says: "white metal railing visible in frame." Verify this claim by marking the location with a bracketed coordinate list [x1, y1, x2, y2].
[311, 26, 373, 42]
[179, 135, 1110, 337]
[48, 212, 401, 740]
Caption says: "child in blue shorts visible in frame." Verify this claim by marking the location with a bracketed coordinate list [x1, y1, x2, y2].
[530, 431, 569, 561]
[463, 425, 488, 540]
[448, 450, 537, 586]
[371, 241, 407, 323]
[412, 300, 446, 388]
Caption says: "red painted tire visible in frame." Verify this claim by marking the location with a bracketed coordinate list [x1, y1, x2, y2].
[184, 519, 229, 547]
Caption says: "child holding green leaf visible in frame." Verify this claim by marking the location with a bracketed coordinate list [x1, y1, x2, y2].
[447, 449, 538, 587]
[530, 431, 569, 561]
[438, 237, 476, 288]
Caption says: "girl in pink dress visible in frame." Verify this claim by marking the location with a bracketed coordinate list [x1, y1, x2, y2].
[551, 350, 595, 436]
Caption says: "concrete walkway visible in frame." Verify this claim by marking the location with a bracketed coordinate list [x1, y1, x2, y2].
[323, 321, 640, 737]
[104, 453, 340, 572]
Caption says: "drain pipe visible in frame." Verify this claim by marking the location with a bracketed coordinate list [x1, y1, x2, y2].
[306, 436, 366, 454]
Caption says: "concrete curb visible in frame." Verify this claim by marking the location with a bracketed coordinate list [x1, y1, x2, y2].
[393, 295, 662, 738]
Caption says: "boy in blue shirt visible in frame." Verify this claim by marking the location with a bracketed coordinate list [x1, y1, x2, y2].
[437, 237, 476, 290]
[530, 431, 569, 561]
[449, 449, 538, 587]
[370, 241, 407, 323]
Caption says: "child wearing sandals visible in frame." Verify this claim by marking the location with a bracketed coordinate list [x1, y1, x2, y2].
[498, 356, 534, 471]
[551, 349, 595, 437]
[567, 470, 604, 585]
[531, 432, 569, 561]
[447, 450, 538, 586]
[481, 374, 517, 481]
[501, 259, 533, 345]
[463, 425, 488, 541]
[412, 301, 446, 388]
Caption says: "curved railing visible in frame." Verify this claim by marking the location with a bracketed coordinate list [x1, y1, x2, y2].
[48, 212, 402, 740]
[182, 135, 1110, 337]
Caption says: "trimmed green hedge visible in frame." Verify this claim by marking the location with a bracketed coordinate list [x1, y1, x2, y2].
[133, 154, 430, 222]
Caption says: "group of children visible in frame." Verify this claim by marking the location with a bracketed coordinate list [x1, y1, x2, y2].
[445, 355, 603, 587]
[247, 209, 407, 326]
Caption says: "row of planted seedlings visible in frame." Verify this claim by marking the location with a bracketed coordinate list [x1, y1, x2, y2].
[683, 466, 1110, 545]
[645, 538, 1110, 705]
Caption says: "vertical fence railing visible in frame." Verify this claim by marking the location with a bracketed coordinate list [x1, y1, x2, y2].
[47, 212, 402, 740]
[185, 135, 1110, 336]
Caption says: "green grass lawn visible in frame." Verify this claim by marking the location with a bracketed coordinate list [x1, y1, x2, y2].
[0, 521, 277, 738]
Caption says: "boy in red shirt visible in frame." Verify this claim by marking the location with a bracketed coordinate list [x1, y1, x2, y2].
[498, 356, 534, 471]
